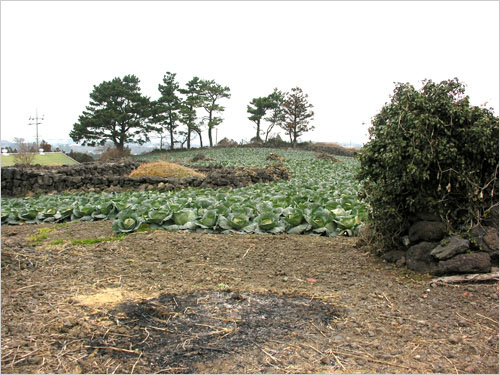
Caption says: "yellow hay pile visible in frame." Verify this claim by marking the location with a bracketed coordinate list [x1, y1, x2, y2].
[130, 161, 206, 178]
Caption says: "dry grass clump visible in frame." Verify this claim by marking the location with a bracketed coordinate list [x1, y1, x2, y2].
[129, 161, 206, 178]
[190, 153, 214, 162]
[266, 153, 286, 162]
[316, 153, 341, 162]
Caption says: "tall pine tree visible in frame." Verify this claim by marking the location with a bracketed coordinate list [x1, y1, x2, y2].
[70, 75, 153, 152]
[155, 72, 181, 150]
[280, 87, 314, 147]
[247, 96, 272, 142]
[199, 80, 231, 147]
[263, 88, 286, 142]
[179, 77, 203, 149]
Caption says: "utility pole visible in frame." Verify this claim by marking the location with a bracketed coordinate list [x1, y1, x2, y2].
[28, 109, 44, 150]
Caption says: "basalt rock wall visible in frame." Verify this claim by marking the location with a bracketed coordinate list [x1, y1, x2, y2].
[1, 161, 290, 197]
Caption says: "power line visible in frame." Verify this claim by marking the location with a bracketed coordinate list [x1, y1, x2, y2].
[28, 109, 44, 149]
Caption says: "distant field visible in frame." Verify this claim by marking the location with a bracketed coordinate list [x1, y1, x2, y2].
[1, 152, 79, 167]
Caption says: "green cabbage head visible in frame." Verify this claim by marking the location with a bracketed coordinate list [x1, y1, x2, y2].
[112, 210, 143, 234]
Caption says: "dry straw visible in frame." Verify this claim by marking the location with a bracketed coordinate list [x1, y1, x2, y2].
[129, 161, 205, 179]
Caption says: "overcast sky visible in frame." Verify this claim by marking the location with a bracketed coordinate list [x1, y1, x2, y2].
[1, 1, 498, 147]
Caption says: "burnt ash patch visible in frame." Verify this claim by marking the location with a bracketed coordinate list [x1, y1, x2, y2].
[88, 290, 341, 372]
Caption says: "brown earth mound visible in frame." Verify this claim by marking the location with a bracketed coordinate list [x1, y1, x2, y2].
[316, 153, 341, 162]
[266, 153, 286, 162]
[190, 153, 214, 162]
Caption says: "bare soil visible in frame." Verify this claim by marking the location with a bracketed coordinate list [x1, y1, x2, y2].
[1, 221, 498, 374]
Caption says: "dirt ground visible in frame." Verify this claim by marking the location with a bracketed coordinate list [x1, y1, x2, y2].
[1, 221, 498, 374]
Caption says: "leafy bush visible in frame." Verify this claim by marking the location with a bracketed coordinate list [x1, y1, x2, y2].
[358, 78, 499, 251]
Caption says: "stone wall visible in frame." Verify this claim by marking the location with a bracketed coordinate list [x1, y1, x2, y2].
[1, 160, 290, 197]
[376, 208, 499, 275]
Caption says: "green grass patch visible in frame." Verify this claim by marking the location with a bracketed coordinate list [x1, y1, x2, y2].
[1, 152, 79, 167]
[70, 236, 125, 245]
[49, 239, 65, 246]
[48, 236, 124, 246]
[28, 227, 56, 245]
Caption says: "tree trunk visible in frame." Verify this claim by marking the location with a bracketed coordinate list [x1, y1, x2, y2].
[197, 131, 203, 148]
[187, 128, 191, 150]
[170, 128, 175, 150]
[208, 110, 213, 147]
[256, 120, 261, 140]
[264, 124, 274, 143]
[117, 137, 125, 152]
[118, 123, 126, 152]
[208, 127, 213, 147]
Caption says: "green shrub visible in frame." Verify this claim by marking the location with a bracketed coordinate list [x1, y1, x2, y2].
[358, 78, 499, 252]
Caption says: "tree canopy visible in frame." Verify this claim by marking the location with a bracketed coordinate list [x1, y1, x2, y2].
[178, 77, 203, 149]
[70, 74, 154, 151]
[199, 80, 231, 147]
[358, 78, 499, 251]
[264, 89, 286, 142]
[155, 72, 181, 150]
[280, 87, 314, 147]
[247, 96, 272, 141]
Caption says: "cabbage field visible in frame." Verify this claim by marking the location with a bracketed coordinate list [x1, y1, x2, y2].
[1, 148, 369, 237]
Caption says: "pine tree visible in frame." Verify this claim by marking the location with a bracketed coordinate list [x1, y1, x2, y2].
[247, 96, 271, 141]
[199, 80, 231, 147]
[280, 87, 314, 147]
[70, 75, 154, 152]
[263, 88, 286, 143]
[179, 77, 203, 149]
[155, 72, 181, 150]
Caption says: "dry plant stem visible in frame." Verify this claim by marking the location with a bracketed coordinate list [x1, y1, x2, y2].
[310, 322, 328, 338]
[476, 313, 499, 325]
[85, 345, 139, 354]
[155, 367, 189, 374]
[438, 349, 459, 375]
[325, 347, 416, 370]
[331, 351, 347, 371]
[260, 347, 283, 364]
[130, 352, 142, 374]
[431, 272, 499, 284]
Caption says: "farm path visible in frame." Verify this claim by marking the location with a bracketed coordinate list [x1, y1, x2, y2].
[1, 221, 498, 374]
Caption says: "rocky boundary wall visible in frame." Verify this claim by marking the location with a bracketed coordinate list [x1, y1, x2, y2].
[1, 160, 290, 197]
[370, 208, 500, 275]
